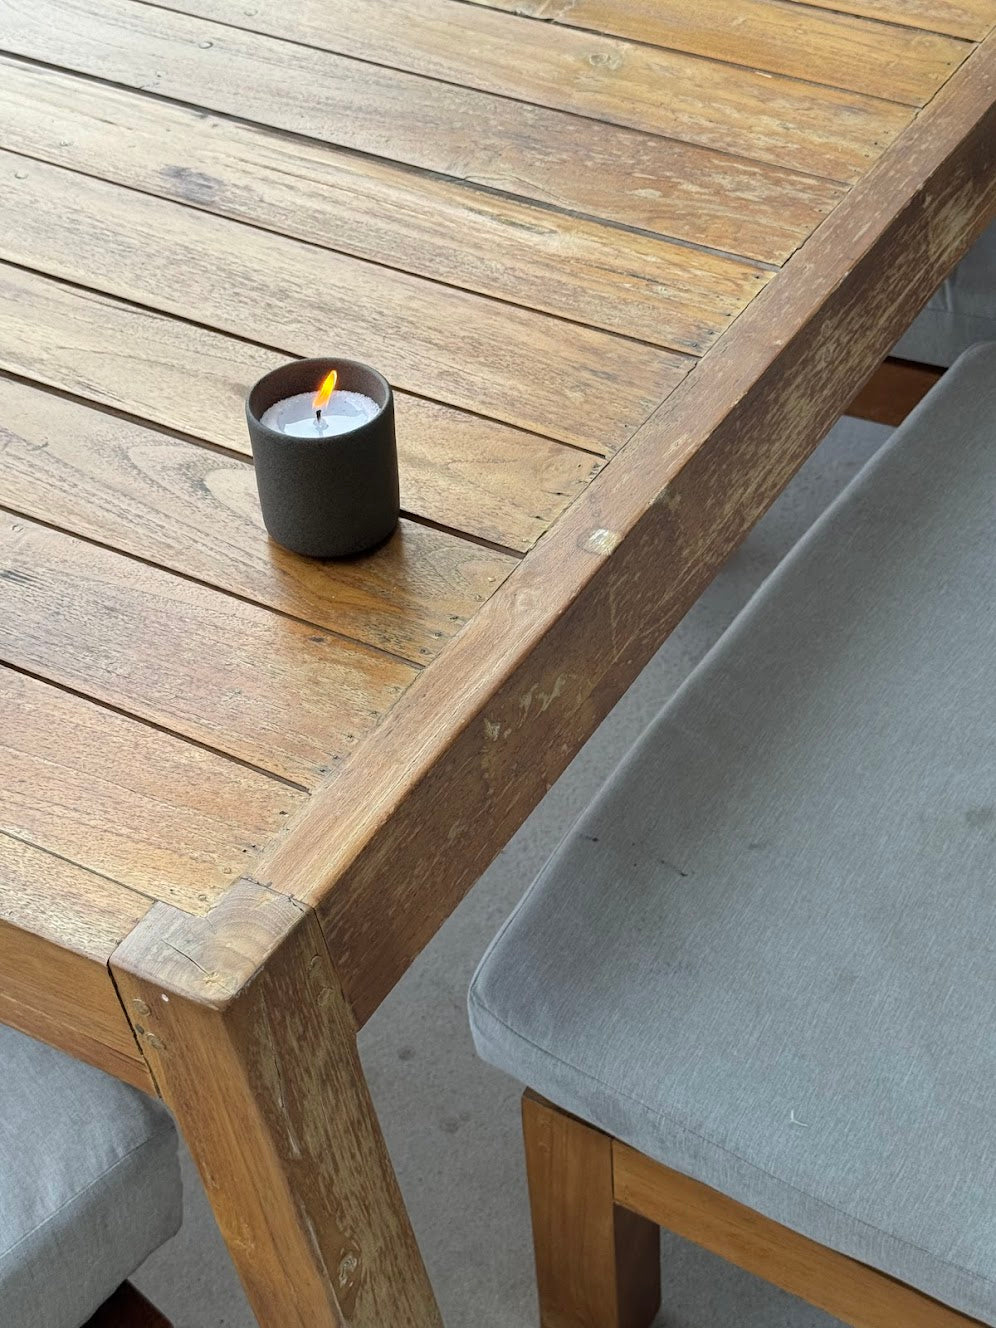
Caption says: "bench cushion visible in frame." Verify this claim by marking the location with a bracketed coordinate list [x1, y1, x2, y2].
[895, 221, 996, 366]
[0, 1025, 182, 1328]
[470, 344, 996, 1324]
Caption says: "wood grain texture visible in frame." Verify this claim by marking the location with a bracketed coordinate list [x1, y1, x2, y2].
[0, 985, 153, 1091]
[0, 515, 414, 786]
[136, 0, 913, 178]
[460, 0, 970, 101]
[84, 1284, 173, 1328]
[113, 881, 441, 1328]
[0, 0, 845, 261]
[256, 32, 996, 1026]
[0, 376, 514, 665]
[0, 266, 597, 551]
[0, 832, 154, 1087]
[798, 0, 994, 41]
[0, 831, 148, 968]
[0, 59, 769, 353]
[523, 1093, 660, 1328]
[0, 667, 304, 910]
[613, 1143, 988, 1328]
[0, 153, 686, 454]
[845, 356, 944, 425]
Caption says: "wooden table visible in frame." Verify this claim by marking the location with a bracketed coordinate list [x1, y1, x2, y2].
[0, 0, 993, 1322]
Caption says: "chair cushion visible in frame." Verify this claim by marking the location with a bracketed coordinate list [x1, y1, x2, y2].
[0, 1024, 182, 1328]
[470, 344, 996, 1324]
[894, 221, 996, 366]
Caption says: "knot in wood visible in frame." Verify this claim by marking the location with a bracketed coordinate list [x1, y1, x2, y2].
[337, 1249, 360, 1289]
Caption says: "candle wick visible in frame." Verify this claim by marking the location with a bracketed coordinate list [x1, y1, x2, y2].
[315, 408, 322, 423]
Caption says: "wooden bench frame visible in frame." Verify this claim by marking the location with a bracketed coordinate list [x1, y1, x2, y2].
[523, 1093, 988, 1328]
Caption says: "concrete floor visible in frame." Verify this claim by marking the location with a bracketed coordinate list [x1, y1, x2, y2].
[135, 416, 889, 1327]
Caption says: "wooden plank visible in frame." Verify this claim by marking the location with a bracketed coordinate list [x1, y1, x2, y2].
[460, 0, 970, 101]
[846, 357, 943, 425]
[132, 0, 912, 178]
[0, 59, 769, 353]
[0, 2, 845, 260]
[0, 154, 685, 454]
[113, 882, 441, 1327]
[0, 667, 305, 910]
[254, 33, 996, 1026]
[0, 832, 154, 1088]
[0, 515, 415, 786]
[0, 265, 598, 552]
[522, 1093, 660, 1328]
[0, 377, 515, 666]
[0, 831, 146, 968]
[798, 0, 994, 42]
[170, 0, 967, 106]
[613, 1143, 988, 1328]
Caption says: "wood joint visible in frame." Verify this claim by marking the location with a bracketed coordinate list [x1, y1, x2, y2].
[112, 877, 310, 1018]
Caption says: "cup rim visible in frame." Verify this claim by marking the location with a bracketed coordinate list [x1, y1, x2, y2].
[246, 357, 393, 442]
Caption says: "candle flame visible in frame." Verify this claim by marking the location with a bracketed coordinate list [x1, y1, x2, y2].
[313, 369, 338, 413]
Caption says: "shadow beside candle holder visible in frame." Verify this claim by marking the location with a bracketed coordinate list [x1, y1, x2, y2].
[246, 357, 400, 559]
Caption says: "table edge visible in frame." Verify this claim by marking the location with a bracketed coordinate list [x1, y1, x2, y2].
[108, 32, 996, 1042]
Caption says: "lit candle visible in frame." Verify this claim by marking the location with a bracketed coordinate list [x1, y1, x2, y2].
[247, 357, 399, 558]
[260, 368, 379, 438]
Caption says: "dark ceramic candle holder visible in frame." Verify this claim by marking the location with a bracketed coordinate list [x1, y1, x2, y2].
[246, 357, 399, 558]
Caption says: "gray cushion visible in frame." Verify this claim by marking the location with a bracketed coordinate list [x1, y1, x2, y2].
[470, 344, 996, 1324]
[894, 221, 996, 366]
[0, 1024, 182, 1328]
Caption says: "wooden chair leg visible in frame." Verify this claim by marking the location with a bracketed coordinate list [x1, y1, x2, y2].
[84, 1283, 171, 1327]
[522, 1091, 660, 1328]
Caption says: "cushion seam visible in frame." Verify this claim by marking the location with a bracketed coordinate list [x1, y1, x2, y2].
[469, 991, 995, 1292]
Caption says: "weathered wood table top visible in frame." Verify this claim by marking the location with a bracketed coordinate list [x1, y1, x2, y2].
[1, 1, 994, 1323]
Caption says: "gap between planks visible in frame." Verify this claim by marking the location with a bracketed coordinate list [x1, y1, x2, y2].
[792, 0, 995, 41]
[0, 496, 443, 671]
[0, 361, 529, 559]
[126, 0, 918, 172]
[0, 366, 521, 670]
[0, 512, 419, 788]
[0, 260, 606, 557]
[0, 0, 852, 260]
[0, 248, 613, 463]
[0, 148, 690, 454]
[0, 49, 785, 274]
[1, 659, 315, 797]
[1, 826, 159, 923]
[0, 664, 307, 913]
[445, 0, 974, 98]
[0, 55, 775, 354]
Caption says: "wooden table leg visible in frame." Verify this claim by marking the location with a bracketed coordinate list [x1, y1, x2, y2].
[112, 881, 442, 1328]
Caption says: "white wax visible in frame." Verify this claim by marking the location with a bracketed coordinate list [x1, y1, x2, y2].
[261, 390, 379, 438]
